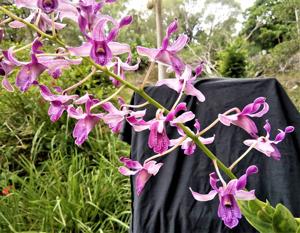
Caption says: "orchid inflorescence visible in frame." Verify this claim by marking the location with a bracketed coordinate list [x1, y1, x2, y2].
[0, 1, 295, 229]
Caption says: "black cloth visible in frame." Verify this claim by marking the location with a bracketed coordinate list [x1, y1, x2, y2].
[121, 78, 300, 233]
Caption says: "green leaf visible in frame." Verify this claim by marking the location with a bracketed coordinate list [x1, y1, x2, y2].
[272, 204, 298, 233]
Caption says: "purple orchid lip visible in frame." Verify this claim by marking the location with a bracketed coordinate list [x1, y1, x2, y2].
[37, 0, 59, 14]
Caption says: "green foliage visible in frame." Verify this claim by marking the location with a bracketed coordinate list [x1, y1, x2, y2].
[239, 199, 300, 233]
[217, 39, 248, 78]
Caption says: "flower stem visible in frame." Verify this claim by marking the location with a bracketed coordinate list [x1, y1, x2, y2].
[229, 140, 259, 170]
[90, 85, 126, 110]
[121, 101, 149, 109]
[0, 17, 12, 25]
[51, 13, 56, 37]
[171, 79, 187, 111]
[144, 136, 188, 163]
[197, 107, 240, 136]
[140, 62, 155, 89]
[63, 67, 96, 94]
[213, 160, 227, 186]
[0, 42, 33, 60]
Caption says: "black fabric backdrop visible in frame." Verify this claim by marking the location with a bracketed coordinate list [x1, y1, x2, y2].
[120, 78, 300, 233]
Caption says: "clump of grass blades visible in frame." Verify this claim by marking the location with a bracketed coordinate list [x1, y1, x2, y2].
[0, 88, 131, 232]
[0, 135, 131, 232]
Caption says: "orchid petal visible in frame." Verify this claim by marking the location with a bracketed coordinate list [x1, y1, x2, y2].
[190, 188, 218, 202]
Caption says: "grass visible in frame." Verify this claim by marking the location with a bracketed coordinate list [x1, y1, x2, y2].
[0, 88, 131, 232]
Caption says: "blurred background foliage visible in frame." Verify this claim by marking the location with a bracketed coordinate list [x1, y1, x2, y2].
[0, 0, 300, 232]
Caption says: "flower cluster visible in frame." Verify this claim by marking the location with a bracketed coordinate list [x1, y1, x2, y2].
[0, 1, 295, 230]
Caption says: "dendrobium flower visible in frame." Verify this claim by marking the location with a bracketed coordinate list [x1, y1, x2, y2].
[78, 0, 117, 35]
[0, 58, 15, 92]
[156, 65, 206, 102]
[244, 120, 294, 160]
[69, 16, 132, 66]
[67, 94, 103, 145]
[101, 98, 146, 133]
[218, 97, 269, 136]
[39, 85, 78, 122]
[137, 20, 188, 74]
[9, 11, 66, 31]
[170, 119, 215, 155]
[119, 157, 163, 196]
[190, 165, 258, 229]
[14, 0, 78, 21]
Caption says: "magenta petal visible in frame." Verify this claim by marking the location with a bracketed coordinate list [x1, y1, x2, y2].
[233, 115, 258, 136]
[120, 157, 143, 170]
[57, 0, 79, 21]
[218, 197, 241, 229]
[235, 190, 256, 200]
[73, 116, 100, 145]
[68, 42, 92, 57]
[199, 135, 215, 145]
[209, 172, 219, 190]
[236, 165, 258, 190]
[15, 0, 37, 8]
[190, 188, 218, 202]
[48, 102, 65, 122]
[118, 166, 139, 176]
[136, 46, 159, 61]
[184, 83, 205, 102]
[218, 114, 238, 126]
[135, 169, 152, 196]
[171, 111, 195, 124]
[1, 78, 14, 92]
[144, 161, 163, 176]
[148, 121, 170, 154]
[156, 78, 181, 93]
[168, 34, 189, 52]
[108, 42, 131, 56]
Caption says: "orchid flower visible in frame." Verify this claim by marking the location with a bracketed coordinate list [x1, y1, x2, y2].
[9, 11, 66, 31]
[78, 0, 117, 35]
[218, 97, 269, 136]
[39, 84, 78, 122]
[69, 16, 132, 66]
[156, 65, 206, 102]
[14, 0, 78, 21]
[170, 119, 215, 155]
[101, 98, 146, 133]
[127, 102, 195, 154]
[137, 20, 188, 74]
[3, 38, 47, 92]
[67, 94, 103, 145]
[244, 120, 294, 160]
[190, 165, 258, 229]
[0, 58, 15, 92]
[119, 157, 163, 196]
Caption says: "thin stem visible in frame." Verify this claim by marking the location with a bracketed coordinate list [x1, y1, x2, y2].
[140, 62, 155, 89]
[36, 53, 70, 57]
[0, 6, 238, 181]
[229, 140, 260, 170]
[51, 12, 56, 37]
[213, 160, 227, 186]
[90, 85, 126, 110]
[63, 67, 96, 94]
[144, 136, 187, 163]
[121, 101, 149, 109]
[197, 107, 240, 136]
[0, 17, 12, 25]
[171, 79, 187, 110]
[0, 42, 33, 60]
[34, 10, 41, 26]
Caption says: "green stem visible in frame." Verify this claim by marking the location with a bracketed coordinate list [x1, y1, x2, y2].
[0, 6, 237, 181]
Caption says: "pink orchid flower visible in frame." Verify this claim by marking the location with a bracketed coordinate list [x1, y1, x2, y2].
[119, 157, 163, 196]
[156, 65, 205, 102]
[190, 165, 258, 229]
[101, 98, 146, 133]
[244, 120, 294, 160]
[69, 16, 132, 66]
[218, 97, 269, 136]
[137, 20, 188, 74]
[3, 38, 47, 92]
[14, 0, 78, 21]
[170, 119, 215, 155]
[9, 11, 66, 32]
[67, 94, 103, 145]
[127, 102, 195, 154]
[39, 84, 78, 122]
